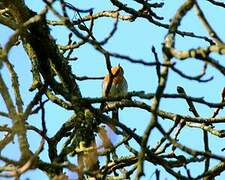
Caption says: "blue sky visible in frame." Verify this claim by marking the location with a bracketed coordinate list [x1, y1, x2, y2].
[1, 0, 225, 179]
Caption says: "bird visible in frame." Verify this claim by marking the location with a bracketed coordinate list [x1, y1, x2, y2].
[102, 64, 128, 120]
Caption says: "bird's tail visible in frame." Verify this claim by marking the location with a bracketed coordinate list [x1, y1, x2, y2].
[112, 109, 119, 121]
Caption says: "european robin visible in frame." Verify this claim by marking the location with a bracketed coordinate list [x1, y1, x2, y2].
[102, 64, 128, 120]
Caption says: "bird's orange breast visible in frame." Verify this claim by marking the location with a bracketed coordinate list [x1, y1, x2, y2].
[104, 74, 124, 85]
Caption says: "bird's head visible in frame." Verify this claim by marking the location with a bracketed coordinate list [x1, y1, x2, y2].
[111, 64, 124, 77]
